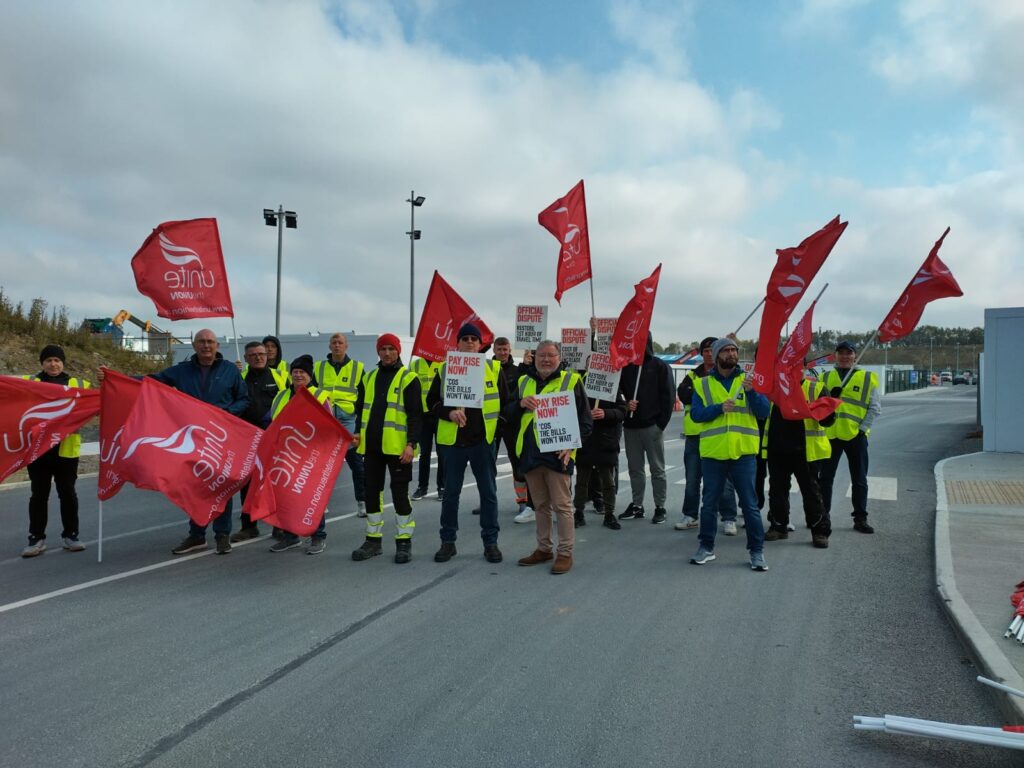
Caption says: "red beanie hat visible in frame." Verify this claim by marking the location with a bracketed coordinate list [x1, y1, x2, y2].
[376, 333, 401, 354]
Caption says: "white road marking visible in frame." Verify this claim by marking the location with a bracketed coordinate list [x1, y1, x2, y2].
[846, 476, 898, 501]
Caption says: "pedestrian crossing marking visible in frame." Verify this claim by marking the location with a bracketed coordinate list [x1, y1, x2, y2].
[847, 476, 897, 501]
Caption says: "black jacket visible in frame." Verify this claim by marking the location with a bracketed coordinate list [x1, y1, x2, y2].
[356, 359, 423, 454]
[618, 335, 674, 431]
[242, 366, 281, 427]
[426, 360, 510, 447]
[576, 390, 626, 467]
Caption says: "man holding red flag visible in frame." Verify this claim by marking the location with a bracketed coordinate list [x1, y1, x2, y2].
[538, 180, 593, 304]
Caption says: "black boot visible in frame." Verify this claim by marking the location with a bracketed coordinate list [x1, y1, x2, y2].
[352, 537, 383, 561]
[574, 509, 587, 528]
[603, 511, 621, 530]
[395, 539, 412, 564]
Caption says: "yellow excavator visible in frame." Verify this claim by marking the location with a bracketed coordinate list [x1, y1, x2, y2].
[112, 310, 169, 336]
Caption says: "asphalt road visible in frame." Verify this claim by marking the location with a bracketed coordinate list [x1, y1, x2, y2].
[1, 384, 1016, 767]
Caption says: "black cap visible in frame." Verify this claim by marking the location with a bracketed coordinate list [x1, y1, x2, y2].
[39, 344, 66, 364]
[290, 354, 316, 384]
[699, 336, 717, 352]
[835, 339, 857, 353]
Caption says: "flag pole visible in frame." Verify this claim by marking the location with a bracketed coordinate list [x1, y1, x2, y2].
[840, 328, 880, 387]
[589, 276, 596, 320]
[97, 499, 103, 563]
[628, 368, 641, 419]
[733, 297, 765, 337]
[229, 318, 241, 363]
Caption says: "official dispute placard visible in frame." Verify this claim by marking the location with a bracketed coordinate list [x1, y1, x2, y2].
[592, 317, 617, 354]
[533, 391, 581, 451]
[584, 352, 622, 401]
[515, 305, 547, 346]
[560, 327, 591, 370]
[443, 351, 487, 408]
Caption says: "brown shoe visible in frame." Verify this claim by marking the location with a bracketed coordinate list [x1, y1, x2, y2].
[517, 549, 554, 566]
[550, 554, 573, 574]
[811, 534, 830, 549]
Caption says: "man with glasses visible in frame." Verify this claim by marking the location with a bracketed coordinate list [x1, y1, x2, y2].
[426, 323, 509, 564]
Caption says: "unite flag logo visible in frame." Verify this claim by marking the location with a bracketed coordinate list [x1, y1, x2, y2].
[123, 424, 206, 460]
[538, 180, 593, 304]
[158, 233, 204, 267]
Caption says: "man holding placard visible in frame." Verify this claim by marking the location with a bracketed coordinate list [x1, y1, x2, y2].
[508, 340, 593, 575]
[427, 323, 509, 564]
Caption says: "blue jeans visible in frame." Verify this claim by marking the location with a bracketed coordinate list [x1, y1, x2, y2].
[682, 436, 737, 520]
[189, 498, 233, 538]
[337, 409, 365, 503]
[438, 442, 499, 546]
[698, 455, 764, 553]
[818, 432, 869, 519]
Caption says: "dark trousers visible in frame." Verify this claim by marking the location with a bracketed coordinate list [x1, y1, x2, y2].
[439, 442, 499, 546]
[818, 432, 869, 519]
[347, 444, 365, 503]
[417, 414, 444, 492]
[365, 451, 413, 517]
[767, 450, 830, 535]
[238, 482, 257, 530]
[189, 498, 233, 538]
[27, 447, 79, 541]
[573, 464, 617, 517]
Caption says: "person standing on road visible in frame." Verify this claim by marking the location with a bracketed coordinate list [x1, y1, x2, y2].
[427, 323, 508, 564]
[231, 341, 284, 542]
[509, 340, 593, 574]
[688, 338, 770, 571]
[572, 382, 625, 531]
[676, 336, 740, 534]
[617, 334, 675, 524]
[762, 371, 835, 549]
[818, 339, 881, 534]
[350, 334, 422, 564]
[409, 355, 445, 502]
[19, 344, 91, 558]
[492, 337, 533, 521]
[149, 329, 249, 556]
[314, 333, 367, 518]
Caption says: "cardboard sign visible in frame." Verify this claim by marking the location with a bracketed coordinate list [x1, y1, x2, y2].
[560, 327, 592, 370]
[515, 305, 548, 345]
[443, 351, 487, 408]
[584, 352, 622, 401]
[533, 391, 581, 451]
[592, 317, 617, 354]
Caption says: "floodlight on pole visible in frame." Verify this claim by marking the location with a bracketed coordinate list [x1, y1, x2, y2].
[264, 204, 297, 337]
[406, 191, 425, 337]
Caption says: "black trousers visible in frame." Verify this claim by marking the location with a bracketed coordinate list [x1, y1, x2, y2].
[27, 447, 79, 541]
[767, 449, 829, 535]
[574, 464, 617, 517]
[416, 415, 445, 492]
[366, 451, 413, 517]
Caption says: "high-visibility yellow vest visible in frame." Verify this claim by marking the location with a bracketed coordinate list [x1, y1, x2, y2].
[761, 379, 832, 462]
[314, 358, 365, 416]
[682, 369, 704, 437]
[358, 366, 419, 456]
[243, 361, 289, 389]
[410, 357, 443, 411]
[823, 368, 876, 440]
[514, 370, 581, 460]
[437, 360, 501, 445]
[270, 386, 330, 420]
[694, 372, 760, 460]
[23, 376, 91, 458]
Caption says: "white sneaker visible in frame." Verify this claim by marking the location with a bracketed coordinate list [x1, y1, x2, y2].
[62, 537, 86, 552]
[786, 522, 796, 531]
[21, 539, 46, 558]
[674, 516, 698, 530]
[722, 520, 738, 536]
[356, 501, 367, 518]
[514, 507, 536, 524]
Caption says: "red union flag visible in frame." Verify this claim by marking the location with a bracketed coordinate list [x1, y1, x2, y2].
[877, 227, 963, 343]
[608, 264, 661, 370]
[97, 368, 142, 501]
[769, 300, 840, 421]
[538, 180, 593, 304]
[242, 387, 353, 536]
[412, 271, 494, 362]
[116, 378, 261, 525]
[131, 218, 234, 320]
[751, 216, 847, 392]
[0, 377, 100, 482]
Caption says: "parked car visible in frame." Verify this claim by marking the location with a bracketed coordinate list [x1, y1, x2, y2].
[940, 370, 953, 383]
[953, 373, 967, 385]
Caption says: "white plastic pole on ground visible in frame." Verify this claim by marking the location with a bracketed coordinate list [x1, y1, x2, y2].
[97, 499, 103, 563]
[978, 675, 1024, 699]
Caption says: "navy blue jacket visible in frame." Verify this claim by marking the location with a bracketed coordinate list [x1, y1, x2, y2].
[150, 353, 248, 416]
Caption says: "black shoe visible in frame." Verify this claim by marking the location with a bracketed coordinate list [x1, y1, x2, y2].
[436, 488, 445, 502]
[603, 513, 621, 530]
[171, 535, 207, 555]
[618, 503, 644, 520]
[484, 545, 503, 563]
[352, 537, 383, 561]
[395, 539, 412, 564]
[411, 487, 428, 501]
[651, 507, 667, 525]
[434, 542, 457, 562]
[574, 510, 586, 528]
[472, 508, 481, 515]
[765, 528, 789, 541]
[214, 534, 232, 555]
[812, 534, 830, 548]
[853, 518, 874, 534]
[230, 526, 259, 543]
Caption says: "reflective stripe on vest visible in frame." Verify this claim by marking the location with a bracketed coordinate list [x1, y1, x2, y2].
[823, 369, 875, 440]
[314, 359, 365, 416]
[24, 375, 91, 458]
[270, 386, 330, 420]
[695, 373, 759, 460]
[243, 363, 289, 390]
[358, 367, 418, 456]
[436, 360, 501, 445]
[514, 370, 580, 460]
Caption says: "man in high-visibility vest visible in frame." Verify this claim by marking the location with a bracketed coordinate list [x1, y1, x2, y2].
[688, 337, 771, 571]
[426, 323, 509, 564]
[409, 356, 444, 502]
[314, 333, 366, 518]
[817, 340, 881, 534]
[675, 336, 739, 532]
[20, 344, 91, 558]
[762, 370, 836, 549]
[350, 334, 423, 564]
[508, 341, 593, 574]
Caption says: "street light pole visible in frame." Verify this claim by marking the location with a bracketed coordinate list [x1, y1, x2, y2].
[406, 192, 425, 337]
[929, 337, 934, 380]
[263, 206, 298, 338]
[956, 342, 960, 374]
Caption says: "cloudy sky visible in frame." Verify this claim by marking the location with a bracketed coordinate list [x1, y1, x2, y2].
[1, 0, 1021, 349]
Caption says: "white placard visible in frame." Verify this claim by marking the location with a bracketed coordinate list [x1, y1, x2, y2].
[560, 327, 592, 370]
[443, 351, 487, 408]
[515, 305, 548, 345]
[533, 391, 581, 451]
[592, 317, 617, 354]
[584, 352, 622, 400]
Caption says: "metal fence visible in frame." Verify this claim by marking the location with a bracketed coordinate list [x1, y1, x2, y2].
[886, 368, 930, 393]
